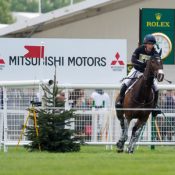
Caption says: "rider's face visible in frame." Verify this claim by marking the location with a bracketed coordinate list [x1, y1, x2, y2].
[145, 43, 154, 53]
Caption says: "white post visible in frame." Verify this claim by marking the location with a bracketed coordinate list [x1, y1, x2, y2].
[108, 111, 113, 150]
[147, 115, 152, 142]
[64, 88, 70, 110]
[70, 0, 74, 5]
[92, 108, 97, 142]
[0, 87, 3, 150]
[64, 89, 73, 129]
[38, 0, 41, 14]
[3, 87, 8, 152]
[0, 111, 3, 151]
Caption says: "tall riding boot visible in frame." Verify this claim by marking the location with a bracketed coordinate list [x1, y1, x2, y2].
[152, 90, 161, 116]
[116, 84, 127, 108]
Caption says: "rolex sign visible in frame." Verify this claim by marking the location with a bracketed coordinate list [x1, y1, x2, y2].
[140, 8, 174, 64]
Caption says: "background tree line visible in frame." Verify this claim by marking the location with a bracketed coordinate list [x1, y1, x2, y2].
[0, 0, 84, 24]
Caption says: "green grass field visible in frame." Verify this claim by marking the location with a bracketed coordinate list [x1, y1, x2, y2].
[0, 145, 175, 175]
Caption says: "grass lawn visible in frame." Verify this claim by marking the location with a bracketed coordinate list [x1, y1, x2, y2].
[0, 145, 175, 175]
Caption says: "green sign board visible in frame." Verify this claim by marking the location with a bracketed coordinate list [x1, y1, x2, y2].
[140, 8, 175, 64]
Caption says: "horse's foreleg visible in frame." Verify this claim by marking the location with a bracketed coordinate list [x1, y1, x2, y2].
[127, 120, 145, 154]
[116, 117, 129, 152]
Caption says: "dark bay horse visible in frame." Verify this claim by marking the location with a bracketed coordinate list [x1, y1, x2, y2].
[116, 55, 164, 153]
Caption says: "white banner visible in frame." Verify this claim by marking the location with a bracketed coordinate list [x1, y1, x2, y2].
[0, 38, 127, 84]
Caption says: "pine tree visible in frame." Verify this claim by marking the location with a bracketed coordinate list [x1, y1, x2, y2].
[25, 67, 80, 152]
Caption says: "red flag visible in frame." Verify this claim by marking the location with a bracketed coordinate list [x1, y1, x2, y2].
[0, 58, 5, 64]
[24, 45, 44, 58]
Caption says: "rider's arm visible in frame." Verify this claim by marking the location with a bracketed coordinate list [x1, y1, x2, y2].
[131, 48, 146, 72]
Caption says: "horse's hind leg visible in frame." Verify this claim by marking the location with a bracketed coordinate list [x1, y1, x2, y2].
[116, 117, 129, 153]
[127, 120, 145, 154]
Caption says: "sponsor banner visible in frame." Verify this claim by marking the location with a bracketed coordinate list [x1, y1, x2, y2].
[141, 9, 174, 31]
[140, 8, 175, 64]
[0, 38, 127, 84]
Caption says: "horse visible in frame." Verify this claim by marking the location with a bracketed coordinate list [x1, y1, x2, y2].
[115, 55, 164, 153]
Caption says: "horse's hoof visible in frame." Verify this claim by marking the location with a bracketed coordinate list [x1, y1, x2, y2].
[116, 140, 124, 149]
[125, 148, 134, 154]
[117, 149, 124, 153]
[127, 150, 134, 154]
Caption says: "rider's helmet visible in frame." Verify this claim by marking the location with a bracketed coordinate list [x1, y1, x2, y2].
[143, 34, 156, 45]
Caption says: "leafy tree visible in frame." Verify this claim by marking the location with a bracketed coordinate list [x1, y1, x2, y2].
[73, 0, 84, 3]
[41, 0, 70, 13]
[10, 0, 38, 13]
[0, 0, 14, 24]
[0, 0, 85, 24]
[10, 0, 85, 13]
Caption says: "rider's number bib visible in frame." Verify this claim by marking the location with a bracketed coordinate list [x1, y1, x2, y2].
[139, 54, 151, 62]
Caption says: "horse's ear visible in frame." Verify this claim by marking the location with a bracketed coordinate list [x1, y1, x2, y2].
[158, 48, 162, 57]
[152, 54, 161, 60]
[155, 44, 162, 57]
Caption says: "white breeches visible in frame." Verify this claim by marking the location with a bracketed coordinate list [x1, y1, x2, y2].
[123, 68, 158, 91]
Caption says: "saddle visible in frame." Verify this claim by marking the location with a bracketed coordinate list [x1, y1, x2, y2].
[125, 75, 155, 106]
[125, 77, 139, 95]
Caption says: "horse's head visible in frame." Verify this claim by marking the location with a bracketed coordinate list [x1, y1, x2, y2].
[146, 54, 164, 82]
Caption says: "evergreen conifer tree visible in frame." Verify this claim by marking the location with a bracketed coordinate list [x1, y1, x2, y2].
[25, 67, 80, 152]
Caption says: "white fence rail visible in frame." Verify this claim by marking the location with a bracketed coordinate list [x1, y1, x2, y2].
[0, 81, 175, 152]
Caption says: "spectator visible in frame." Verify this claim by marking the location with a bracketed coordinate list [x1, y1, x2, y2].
[159, 90, 175, 141]
[164, 90, 174, 112]
[90, 89, 110, 141]
[90, 89, 110, 109]
[56, 90, 65, 102]
[69, 89, 89, 109]
[69, 89, 91, 141]
[55, 90, 66, 107]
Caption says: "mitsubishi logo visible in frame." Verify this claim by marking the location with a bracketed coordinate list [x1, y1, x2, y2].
[0, 57, 5, 65]
[0, 57, 5, 71]
[111, 52, 124, 65]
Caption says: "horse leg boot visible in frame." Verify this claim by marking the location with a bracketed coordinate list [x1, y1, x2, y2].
[116, 84, 128, 108]
[152, 90, 161, 116]
[116, 118, 129, 152]
[127, 124, 144, 154]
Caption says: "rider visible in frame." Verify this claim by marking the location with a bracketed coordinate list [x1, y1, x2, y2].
[116, 34, 161, 116]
